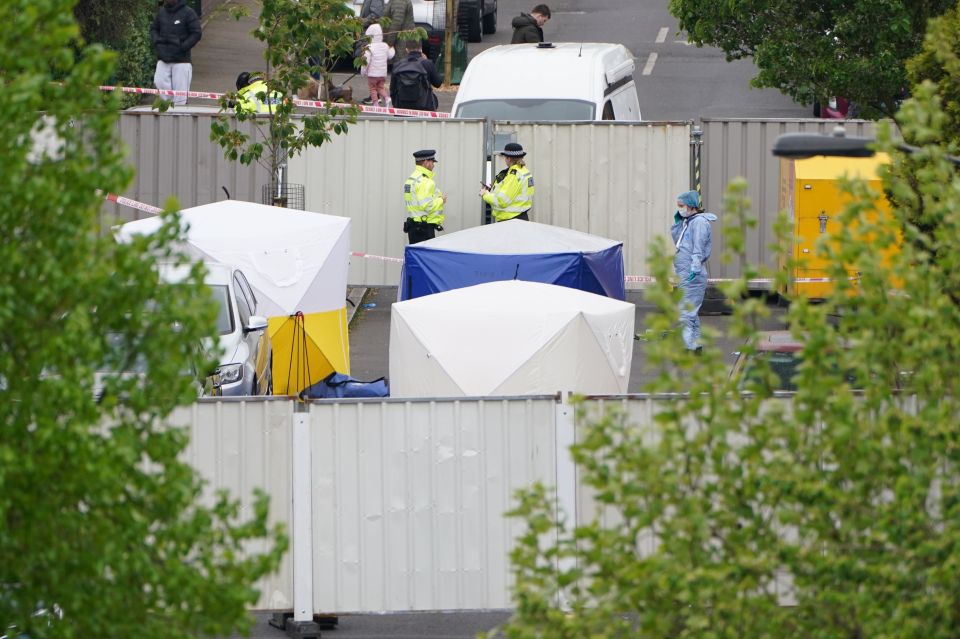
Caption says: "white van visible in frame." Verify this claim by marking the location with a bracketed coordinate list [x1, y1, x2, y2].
[452, 42, 641, 121]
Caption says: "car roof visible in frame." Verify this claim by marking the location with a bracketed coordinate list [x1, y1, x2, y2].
[455, 43, 634, 105]
[158, 261, 235, 286]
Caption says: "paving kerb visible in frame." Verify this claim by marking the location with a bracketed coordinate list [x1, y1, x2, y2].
[190, 0, 459, 112]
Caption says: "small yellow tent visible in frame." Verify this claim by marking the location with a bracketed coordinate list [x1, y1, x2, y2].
[118, 200, 352, 394]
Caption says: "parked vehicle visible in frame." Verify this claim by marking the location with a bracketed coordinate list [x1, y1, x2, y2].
[729, 331, 908, 392]
[457, 0, 497, 42]
[160, 262, 273, 397]
[813, 97, 856, 119]
[92, 334, 217, 403]
[452, 42, 641, 121]
[729, 331, 806, 391]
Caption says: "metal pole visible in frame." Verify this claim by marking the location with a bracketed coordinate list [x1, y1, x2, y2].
[442, 0, 455, 88]
[689, 125, 703, 195]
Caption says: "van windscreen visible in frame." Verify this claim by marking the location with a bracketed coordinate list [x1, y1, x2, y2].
[455, 99, 595, 120]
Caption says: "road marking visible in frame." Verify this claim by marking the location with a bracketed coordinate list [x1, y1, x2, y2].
[656, 27, 668, 43]
[642, 52, 658, 76]
[674, 39, 693, 46]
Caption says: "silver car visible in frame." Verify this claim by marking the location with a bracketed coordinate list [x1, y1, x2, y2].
[159, 262, 273, 396]
[202, 263, 273, 396]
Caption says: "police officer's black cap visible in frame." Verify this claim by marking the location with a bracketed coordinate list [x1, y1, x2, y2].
[500, 142, 526, 157]
[413, 149, 437, 161]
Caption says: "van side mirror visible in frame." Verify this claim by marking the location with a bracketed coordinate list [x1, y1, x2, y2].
[244, 315, 269, 333]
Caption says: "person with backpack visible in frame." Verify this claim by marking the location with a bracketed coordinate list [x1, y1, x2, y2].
[390, 40, 441, 111]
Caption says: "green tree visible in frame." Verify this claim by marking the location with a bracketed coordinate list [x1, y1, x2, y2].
[0, 0, 285, 637]
[906, 0, 960, 148]
[494, 83, 960, 638]
[668, 0, 953, 118]
[74, 0, 157, 107]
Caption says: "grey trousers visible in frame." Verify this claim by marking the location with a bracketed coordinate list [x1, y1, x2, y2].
[154, 61, 193, 106]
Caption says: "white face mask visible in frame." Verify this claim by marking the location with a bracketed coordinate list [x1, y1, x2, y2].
[678, 206, 694, 218]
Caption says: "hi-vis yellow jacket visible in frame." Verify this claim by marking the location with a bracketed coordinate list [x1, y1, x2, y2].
[482, 164, 534, 221]
[237, 80, 283, 114]
[403, 165, 445, 225]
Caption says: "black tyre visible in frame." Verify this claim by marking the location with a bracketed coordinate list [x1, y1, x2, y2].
[459, 3, 482, 42]
[482, 5, 496, 34]
[812, 101, 822, 118]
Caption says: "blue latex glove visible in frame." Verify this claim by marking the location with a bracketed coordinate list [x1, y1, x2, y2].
[686, 271, 697, 283]
[674, 211, 682, 224]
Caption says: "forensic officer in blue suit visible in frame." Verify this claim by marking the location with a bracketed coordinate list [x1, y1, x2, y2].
[671, 190, 717, 353]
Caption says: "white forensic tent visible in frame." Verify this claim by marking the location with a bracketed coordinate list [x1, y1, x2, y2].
[389, 280, 635, 397]
[117, 200, 352, 394]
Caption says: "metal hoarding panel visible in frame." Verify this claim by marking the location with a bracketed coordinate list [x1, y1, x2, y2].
[701, 119, 879, 282]
[174, 399, 295, 610]
[493, 122, 692, 289]
[106, 111, 270, 224]
[309, 397, 558, 613]
[288, 118, 487, 287]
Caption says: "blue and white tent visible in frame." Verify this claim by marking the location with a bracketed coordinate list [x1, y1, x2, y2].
[399, 220, 625, 301]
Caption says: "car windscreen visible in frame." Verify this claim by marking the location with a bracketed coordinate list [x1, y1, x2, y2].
[741, 352, 800, 391]
[211, 284, 234, 335]
[740, 351, 860, 392]
[99, 333, 149, 373]
[455, 99, 596, 121]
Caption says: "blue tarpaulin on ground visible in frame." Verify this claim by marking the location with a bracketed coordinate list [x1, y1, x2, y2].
[399, 220, 625, 301]
[300, 372, 389, 399]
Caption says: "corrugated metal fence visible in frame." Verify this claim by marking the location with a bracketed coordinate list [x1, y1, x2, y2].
[110, 111, 887, 286]
[179, 395, 800, 614]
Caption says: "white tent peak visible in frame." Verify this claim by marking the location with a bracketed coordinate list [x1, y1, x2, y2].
[415, 220, 621, 254]
[390, 281, 635, 397]
[116, 200, 351, 317]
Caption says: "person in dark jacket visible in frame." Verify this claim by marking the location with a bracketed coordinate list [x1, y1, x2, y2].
[150, 0, 202, 106]
[390, 40, 441, 111]
[383, 0, 415, 48]
[511, 4, 550, 44]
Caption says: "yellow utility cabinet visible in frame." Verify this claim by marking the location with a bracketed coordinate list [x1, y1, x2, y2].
[779, 154, 894, 298]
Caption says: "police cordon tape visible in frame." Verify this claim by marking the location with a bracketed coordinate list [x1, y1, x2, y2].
[103, 193, 841, 284]
[99, 85, 451, 119]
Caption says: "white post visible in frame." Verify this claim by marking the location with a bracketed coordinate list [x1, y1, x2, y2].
[291, 410, 314, 622]
[554, 397, 577, 609]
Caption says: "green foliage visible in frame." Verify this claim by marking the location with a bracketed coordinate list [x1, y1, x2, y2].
[668, 0, 953, 118]
[494, 85, 960, 637]
[75, 0, 156, 107]
[906, 0, 960, 149]
[0, 0, 286, 637]
[211, 0, 362, 186]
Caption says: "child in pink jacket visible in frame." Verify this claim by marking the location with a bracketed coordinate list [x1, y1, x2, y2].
[361, 23, 395, 106]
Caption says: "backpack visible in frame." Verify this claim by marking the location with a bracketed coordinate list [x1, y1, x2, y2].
[392, 61, 429, 109]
